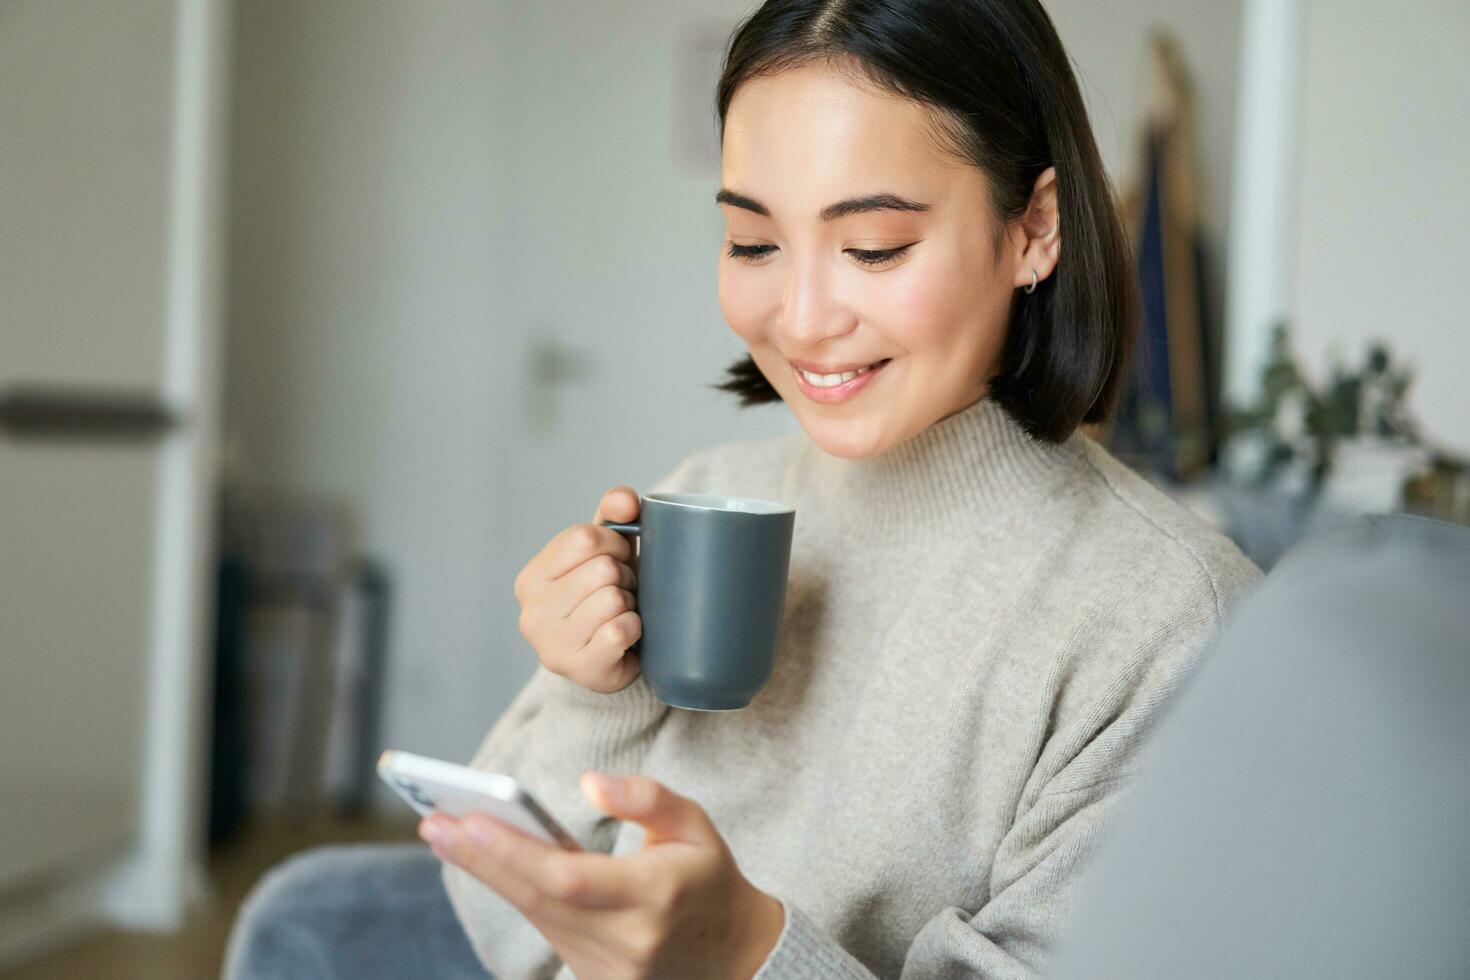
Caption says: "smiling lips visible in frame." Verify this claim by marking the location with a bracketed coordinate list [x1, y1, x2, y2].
[792, 358, 891, 403]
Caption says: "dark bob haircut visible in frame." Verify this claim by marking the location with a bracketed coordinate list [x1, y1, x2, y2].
[708, 0, 1139, 444]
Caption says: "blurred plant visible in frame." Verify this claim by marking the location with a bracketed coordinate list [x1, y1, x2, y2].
[1223, 322, 1421, 491]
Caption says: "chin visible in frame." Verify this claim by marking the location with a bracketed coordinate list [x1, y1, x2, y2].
[799, 414, 890, 460]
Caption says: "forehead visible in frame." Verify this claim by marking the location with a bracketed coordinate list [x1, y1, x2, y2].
[721, 61, 962, 197]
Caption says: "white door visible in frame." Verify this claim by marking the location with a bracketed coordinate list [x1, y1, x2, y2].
[0, 0, 226, 940]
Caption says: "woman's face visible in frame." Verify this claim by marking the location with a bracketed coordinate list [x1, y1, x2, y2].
[718, 61, 1043, 459]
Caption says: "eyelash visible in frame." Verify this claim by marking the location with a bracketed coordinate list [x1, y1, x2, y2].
[725, 242, 913, 268]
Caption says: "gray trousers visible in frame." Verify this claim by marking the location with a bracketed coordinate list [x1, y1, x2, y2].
[223, 842, 493, 979]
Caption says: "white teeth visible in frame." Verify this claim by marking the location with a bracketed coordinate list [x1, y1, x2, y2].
[798, 362, 879, 387]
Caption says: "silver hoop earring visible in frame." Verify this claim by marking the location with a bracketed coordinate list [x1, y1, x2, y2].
[1023, 268, 1038, 294]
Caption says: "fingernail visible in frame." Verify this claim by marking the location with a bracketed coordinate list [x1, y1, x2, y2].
[420, 819, 451, 848]
[589, 771, 621, 803]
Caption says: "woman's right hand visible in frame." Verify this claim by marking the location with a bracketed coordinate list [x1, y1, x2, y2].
[513, 486, 644, 693]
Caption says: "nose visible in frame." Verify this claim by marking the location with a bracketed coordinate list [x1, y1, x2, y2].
[778, 249, 857, 349]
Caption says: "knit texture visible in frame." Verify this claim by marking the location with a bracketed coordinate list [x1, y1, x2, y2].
[442, 396, 1261, 978]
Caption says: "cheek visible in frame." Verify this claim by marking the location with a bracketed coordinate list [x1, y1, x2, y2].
[854, 260, 973, 351]
[717, 262, 771, 345]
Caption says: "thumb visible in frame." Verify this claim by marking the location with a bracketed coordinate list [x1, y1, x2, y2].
[593, 485, 640, 525]
[581, 772, 716, 847]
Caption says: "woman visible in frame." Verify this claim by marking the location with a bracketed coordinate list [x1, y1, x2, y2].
[226, 1, 1259, 977]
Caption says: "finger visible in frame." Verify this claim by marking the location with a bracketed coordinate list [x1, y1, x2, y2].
[542, 553, 636, 623]
[562, 581, 637, 646]
[594, 487, 643, 577]
[529, 524, 633, 588]
[582, 773, 719, 847]
[422, 813, 546, 914]
[594, 648, 643, 693]
[592, 486, 640, 525]
[567, 611, 642, 687]
[456, 812, 644, 911]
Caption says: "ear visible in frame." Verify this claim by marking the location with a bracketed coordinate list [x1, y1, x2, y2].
[1007, 166, 1061, 290]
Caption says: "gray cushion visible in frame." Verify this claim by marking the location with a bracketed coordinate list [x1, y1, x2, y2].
[1052, 514, 1470, 979]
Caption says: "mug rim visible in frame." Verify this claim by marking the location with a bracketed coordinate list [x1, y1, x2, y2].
[644, 491, 794, 515]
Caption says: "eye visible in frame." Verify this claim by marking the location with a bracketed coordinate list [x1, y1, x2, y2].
[726, 241, 777, 262]
[847, 245, 913, 268]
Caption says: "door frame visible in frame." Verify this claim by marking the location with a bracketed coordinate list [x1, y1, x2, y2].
[94, 0, 232, 930]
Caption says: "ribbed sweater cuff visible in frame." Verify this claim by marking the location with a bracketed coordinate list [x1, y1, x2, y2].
[540, 668, 667, 773]
[753, 900, 875, 979]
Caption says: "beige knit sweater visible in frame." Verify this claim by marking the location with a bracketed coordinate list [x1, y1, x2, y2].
[443, 395, 1261, 978]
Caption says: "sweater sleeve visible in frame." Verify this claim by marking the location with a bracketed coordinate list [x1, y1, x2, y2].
[442, 451, 707, 980]
[752, 595, 1238, 980]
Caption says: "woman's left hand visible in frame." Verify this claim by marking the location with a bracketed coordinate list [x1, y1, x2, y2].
[420, 771, 785, 980]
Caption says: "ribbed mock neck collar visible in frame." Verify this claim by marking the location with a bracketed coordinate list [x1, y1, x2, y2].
[797, 396, 1085, 545]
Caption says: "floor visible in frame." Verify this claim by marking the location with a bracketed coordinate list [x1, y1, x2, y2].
[3, 815, 419, 980]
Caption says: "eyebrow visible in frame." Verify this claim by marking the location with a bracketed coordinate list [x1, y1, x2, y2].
[714, 188, 931, 222]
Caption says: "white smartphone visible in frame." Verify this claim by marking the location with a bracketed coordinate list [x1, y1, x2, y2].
[377, 749, 581, 851]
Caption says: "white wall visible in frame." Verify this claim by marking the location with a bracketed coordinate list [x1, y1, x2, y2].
[1291, 0, 1470, 452]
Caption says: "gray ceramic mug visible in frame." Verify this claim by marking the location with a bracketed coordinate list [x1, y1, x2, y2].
[601, 492, 796, 711]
